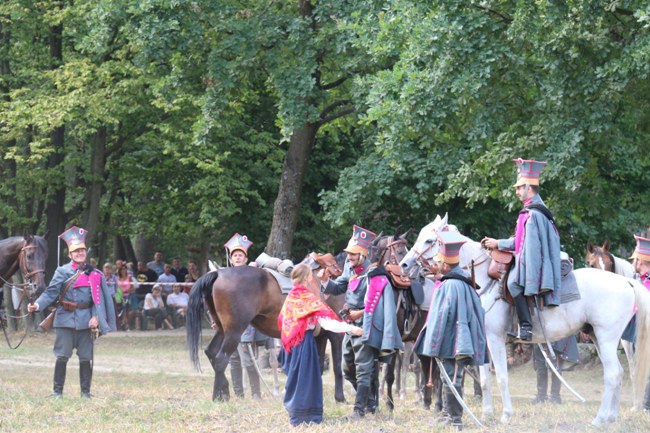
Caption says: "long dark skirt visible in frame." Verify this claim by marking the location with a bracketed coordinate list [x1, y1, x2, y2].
[281, 330, 323, 426]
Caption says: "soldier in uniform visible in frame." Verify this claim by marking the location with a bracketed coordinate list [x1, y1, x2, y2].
[28, 226, 116, 398]
[415, 231, 488, 430]
[223, 233, 265, 400]
[482, 159, 562, 341]
[321, 225, 403, 419]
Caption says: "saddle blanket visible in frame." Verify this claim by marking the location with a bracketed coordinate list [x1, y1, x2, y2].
[265, 269, 293, 294]
[558, 270, 580, 304]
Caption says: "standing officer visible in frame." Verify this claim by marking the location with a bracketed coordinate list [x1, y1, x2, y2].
[415, 231, 488, 430]
[321, 225, 403, 419]
[224, 233, 265, 400]
[482, 158, 562, 341]
[28, 226, 116, 398]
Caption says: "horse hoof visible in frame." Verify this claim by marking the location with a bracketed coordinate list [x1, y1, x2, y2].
[500, 414, 511, 424]
[591, 417, 606, 426]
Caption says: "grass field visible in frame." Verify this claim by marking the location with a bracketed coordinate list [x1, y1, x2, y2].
[1, 329, 650, 433]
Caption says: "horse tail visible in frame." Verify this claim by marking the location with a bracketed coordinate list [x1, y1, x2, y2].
[631, 279, 650, 408]
[187, 270, 219, 372]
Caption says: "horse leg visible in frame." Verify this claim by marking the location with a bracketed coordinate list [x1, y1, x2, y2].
[395, 343, 409, 400]
[211, 333, 241, 402]
[385, 353, 397, 411]
[486, 333, 513, 423]
[418, 355, 433, 410]
[204, 332, 224, 373]
[620, 339, 636, 405]
[591, 336, 624, 425]
[329, 332, 346, 403]
[412, 351, 422, 403]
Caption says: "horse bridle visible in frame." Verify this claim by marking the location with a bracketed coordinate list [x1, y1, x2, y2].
[382, 237, 408, 267]
[410, 236, 441, 275]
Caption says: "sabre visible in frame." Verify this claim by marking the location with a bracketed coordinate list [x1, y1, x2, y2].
[435, 358, 484, 428]
[535, 343, 586, 402]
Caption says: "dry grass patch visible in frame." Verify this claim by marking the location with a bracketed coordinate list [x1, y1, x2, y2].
[1, 330, 650, 432]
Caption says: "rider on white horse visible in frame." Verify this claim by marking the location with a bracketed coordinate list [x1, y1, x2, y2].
[482, 159, 562, 342]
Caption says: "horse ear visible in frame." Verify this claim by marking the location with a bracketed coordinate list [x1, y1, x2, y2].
[441, 213, 448, 227]
[586, 240, 595, 253]
[401, 228, 412, 240]
[42, 230, 50, 240]
[24, 233, 33, 243]
[602, 240, 610, 252]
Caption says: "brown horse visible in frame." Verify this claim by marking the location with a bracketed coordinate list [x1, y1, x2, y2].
[586, 240, 635, 277]
[187, 258, 345, 401]
[0, 235, 48, 346]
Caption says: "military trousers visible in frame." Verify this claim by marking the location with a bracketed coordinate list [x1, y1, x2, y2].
[342, 332, 378, 389]
[53, 327, 93, 362]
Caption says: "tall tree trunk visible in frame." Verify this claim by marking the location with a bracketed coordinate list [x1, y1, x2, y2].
[266, 122, 318, 258]
[85, 126, 107, 257]
[44, 20, 66, 277]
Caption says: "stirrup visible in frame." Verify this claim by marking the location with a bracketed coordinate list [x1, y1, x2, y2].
[507, 328, 532, 342]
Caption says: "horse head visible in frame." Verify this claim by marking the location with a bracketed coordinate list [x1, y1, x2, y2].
[585, 240, 614, 272]
[21, 235, 48, 297]
[368, 230, 410, 267]
[400, 213, 449, 275]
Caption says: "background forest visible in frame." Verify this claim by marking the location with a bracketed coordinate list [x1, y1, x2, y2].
[1, 0, 649, 277]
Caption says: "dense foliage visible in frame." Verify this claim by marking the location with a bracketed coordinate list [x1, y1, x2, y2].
[1, 1, 648, 270]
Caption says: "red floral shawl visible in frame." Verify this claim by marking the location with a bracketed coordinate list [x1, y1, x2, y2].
[278, 284, 339, 353]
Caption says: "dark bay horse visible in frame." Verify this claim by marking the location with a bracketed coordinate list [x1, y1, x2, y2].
[187, 260, 346, 401]
[0, 235, 48, 346]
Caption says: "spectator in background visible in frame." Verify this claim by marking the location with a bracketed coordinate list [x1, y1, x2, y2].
[166, 283, 189, 328]
[103, 262, 119, 326]
[117, 265, 139, 331]
[135, 261, 157, 296]
[142, 284, 171, 330]
[183, 274, 195, 294]
[187, 260, 200, 282]
[147, 251, 165, 276]
[171, 257, 188, 283]
[157, 263, 176, 302]
[125, 261, 135, 278]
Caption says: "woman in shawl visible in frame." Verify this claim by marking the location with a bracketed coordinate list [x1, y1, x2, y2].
[278, 263, 363, 426]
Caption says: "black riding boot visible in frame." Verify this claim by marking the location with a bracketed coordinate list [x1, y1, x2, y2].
[445, 385, 464, 431]
[349, 384, 370, 420]
[52, 358, 67, 398]
[532, 365, 548, 404]
[507, 294, 532, 341]
[366, 364, 379, 414]
[80, 360, 92, 399]
[549, 368, 562, 404]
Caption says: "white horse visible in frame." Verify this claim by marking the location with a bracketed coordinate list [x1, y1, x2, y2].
[400, 215, 650, 426]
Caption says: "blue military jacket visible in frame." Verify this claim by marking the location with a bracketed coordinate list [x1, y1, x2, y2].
[35, 262, 116, 335]
[498, 194, 562, 301]
[415, 267, 488, 366]
[324, 261, 403, 356]
[323, 258, 371, 311]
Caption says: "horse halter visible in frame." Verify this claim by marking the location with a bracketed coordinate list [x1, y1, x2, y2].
[410, 236, 440, 275]
[382, 237, 408, 266]
[17, 240, 45, 294]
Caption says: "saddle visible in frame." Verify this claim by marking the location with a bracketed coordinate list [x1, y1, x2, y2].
[384, 263, 411, 289]
[309, 252, 343, 279]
